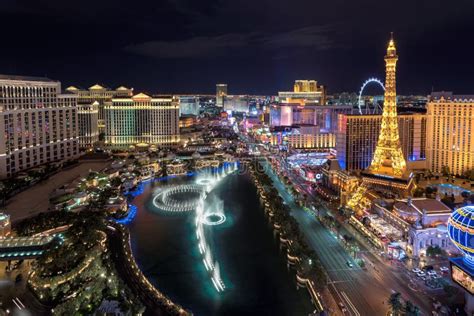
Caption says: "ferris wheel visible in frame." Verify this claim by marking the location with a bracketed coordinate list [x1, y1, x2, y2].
[358, 78, 385, 114]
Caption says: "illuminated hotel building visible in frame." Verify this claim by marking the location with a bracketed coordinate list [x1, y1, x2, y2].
[278, 80, 326, 105]
[104, 93, 179, 148]
[0, 75, 80, 179]
[426, 92, 474, 176]
[216, 84, 227, 107]
[270, 103, 351, 129]
[178, 95, 199, 116]
[223, 95, 249, 113]
[286, 132, 335, 150]
[66, 84, 133, 134]
[269, 102, 350, 150]
[77, 101, 99, 148]
[337, 113, 426, 171]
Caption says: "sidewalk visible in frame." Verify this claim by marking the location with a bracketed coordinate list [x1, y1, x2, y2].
[6, 161, 109, 223]
[321, 287, 343, 316]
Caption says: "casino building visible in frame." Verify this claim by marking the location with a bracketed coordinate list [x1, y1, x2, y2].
[426, 92, 474, 176]
[269, 102, 351, 151]
[278, 80, 326, 105]
[104, 93, 179, 148]
[0, 75, 80, 179]
[66, 84, 133, 138]
[336, 112, 427, 171]
[373, 198, 455, 257]
[77, 101, 99, 148]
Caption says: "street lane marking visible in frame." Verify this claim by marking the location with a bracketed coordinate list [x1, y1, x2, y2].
[341, 291, 361, 316]
[327, 280, 352, 284]
[12, 298, 22, 310]
[15, 297, 25, 309]
[327, 268, 358, 272]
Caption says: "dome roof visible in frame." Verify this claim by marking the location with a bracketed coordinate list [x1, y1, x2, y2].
[448, 206, 474, 259]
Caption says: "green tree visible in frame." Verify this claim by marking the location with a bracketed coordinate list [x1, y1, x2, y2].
[441, 165, 450, 177]
[413, 187, 425, 198]
[462, 169, 474, 181]
[388, 292, 403, 316]
[426, 245, 443, 257]
[110, 177, 122, 188]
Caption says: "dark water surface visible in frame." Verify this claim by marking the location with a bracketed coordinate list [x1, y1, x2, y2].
[127, 173, 313, 316]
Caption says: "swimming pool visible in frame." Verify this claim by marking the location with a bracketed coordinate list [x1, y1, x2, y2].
[431, 183, 472, 196]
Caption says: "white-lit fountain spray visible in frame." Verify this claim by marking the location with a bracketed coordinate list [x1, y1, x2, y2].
[152, 162, 239, 293]
[195, 198, 225, 292]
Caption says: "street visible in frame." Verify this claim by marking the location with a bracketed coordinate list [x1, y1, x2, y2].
[0, 260, 51, 315]
[260, 159, 433, 316]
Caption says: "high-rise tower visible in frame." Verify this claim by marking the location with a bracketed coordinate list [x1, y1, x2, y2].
[368, 34, 407, 177]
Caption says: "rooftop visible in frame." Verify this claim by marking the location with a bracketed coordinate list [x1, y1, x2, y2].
[393, 198, 451, 216]
[0, 74, 56, 83]
[430, 91, 474, 102]
[325, 159, 341, 171]
[0, 235, 54, 248]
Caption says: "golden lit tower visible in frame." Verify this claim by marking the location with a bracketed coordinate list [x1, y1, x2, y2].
[368, 34, 407, 177]
[346, 35, 414, 214]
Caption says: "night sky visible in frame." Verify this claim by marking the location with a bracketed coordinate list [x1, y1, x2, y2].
[1, 0, 473, 95]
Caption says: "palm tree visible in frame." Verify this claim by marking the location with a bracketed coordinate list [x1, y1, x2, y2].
[405, 300, 420, 316]
[388, 292, 403, 316]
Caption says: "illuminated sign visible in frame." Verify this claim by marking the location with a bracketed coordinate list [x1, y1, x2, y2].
[451, 265, 474, 294]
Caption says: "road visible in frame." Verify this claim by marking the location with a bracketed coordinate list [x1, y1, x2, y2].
[0, 260, 51, 315]
[271, 157, 434, 314]
[261, 159, 436, 316]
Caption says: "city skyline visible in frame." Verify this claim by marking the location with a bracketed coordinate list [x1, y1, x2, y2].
[0, 2, 473, 316]
[1, 0, 474, 95]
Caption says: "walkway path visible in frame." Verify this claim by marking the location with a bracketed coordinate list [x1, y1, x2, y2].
[6, 161, 109, 223]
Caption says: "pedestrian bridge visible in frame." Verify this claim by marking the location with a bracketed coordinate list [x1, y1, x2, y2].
[0, 235, 60, 260]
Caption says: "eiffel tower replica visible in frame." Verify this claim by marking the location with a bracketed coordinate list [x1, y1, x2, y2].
[347, 35, 415, 213]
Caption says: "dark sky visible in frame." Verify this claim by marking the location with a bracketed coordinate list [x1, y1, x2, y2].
[1, 0, 473, 95]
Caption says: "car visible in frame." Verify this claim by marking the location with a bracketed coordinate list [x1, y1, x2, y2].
[412, 268, 421, 273]
[439, 266, 449, 272]
[15, 274, 22, 283]
[338, 302, 348, 313]
[427, 270, 437, 276]
[346, 261, 354, 268]
[423, 265, 434, 271]
[417, 271, 426, 277]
